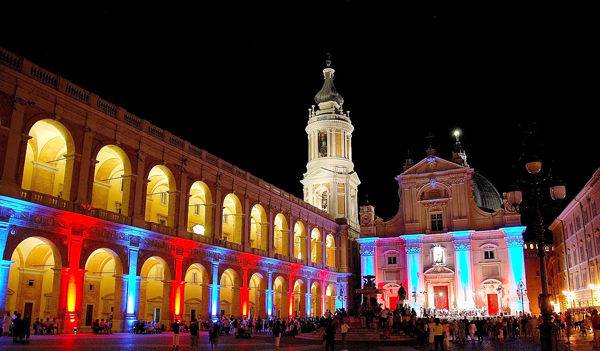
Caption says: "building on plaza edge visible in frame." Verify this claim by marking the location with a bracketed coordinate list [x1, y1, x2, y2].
[357, 140, 534, 316]
[548, 167, 600, 312]
[0, 47, 353, 332]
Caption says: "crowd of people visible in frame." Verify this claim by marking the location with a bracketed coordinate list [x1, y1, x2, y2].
[0, 311, 32, 344]
[7, 302, 600, 350]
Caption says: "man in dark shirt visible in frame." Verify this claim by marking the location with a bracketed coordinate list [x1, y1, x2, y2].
[189, 319, 199, 348]
[170, 319, 181, 350]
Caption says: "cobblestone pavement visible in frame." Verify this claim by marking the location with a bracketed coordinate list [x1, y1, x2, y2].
[0, 332, 552, 351]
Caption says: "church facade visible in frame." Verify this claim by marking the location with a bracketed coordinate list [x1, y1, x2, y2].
[357, 142, 531, 316]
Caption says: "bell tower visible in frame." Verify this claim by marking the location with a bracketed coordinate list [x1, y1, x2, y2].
[301, 56, 360, 232]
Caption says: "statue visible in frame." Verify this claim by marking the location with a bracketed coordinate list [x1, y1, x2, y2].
[399, 283, 406, 302]
[362, 275, 376, 288]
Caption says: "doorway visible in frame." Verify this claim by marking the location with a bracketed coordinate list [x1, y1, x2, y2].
[487, 294, 499, 315]
[433, 286, 449, 309]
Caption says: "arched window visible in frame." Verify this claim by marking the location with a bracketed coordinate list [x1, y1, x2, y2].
[145, 165, 176, 226]
[188, 181, 213, 237]
[293, 221, 306, 261]
[326, 234, 336, 268]
[311, 228, 322, 264]
[222, 193, 243, 244]
[250, 204, 267, 250]
[91, 145, 132, 215]
[274, 213, 289, 256]
[22, 119, 75, 199]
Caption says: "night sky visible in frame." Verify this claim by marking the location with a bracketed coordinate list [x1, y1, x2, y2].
[2, 3, 598, 221]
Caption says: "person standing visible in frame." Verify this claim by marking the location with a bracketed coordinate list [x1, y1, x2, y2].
[432, 318, 444, 351]
[209, 321, 220, 350]
[272, 318, 282, 350]
[340, 318, 349, 351]
[592, 309, 600, 348]
[324, 315, 336, 351]
[189, 319, 199, 348]
[170, 319, 181, 350]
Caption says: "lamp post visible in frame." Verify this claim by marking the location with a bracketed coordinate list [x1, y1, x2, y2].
[516, 280, 527, 316]
[506, 152, 566, 351]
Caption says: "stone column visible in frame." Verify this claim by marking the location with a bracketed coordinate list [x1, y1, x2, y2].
[242, 195, 250, 250]
[404, 235, 423, 311]
[209, 261, 220, 321]
[267, 208, 274, 257]
[240, 267, 249, 317]
[177, 172, 189, 236]
[75, 128, 94, 203]
[321, 279, 327, 316]
[212, 182, 223, 242]
[125, 244, 140, 329]
[171, 253, 185, 321]
[0, 96, 26, 196]
[132, 152, 147, 227]
[265, 271, 273, 318]
[453, 232, 475, 309]
[305, 224, 312, 265]
[0, 260, 12, 314]
[288, 215, 295, 260]
[305, 277, 312, 317]
[322, 230, 327, 267]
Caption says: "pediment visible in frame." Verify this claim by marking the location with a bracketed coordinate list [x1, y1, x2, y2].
[424, 265, 455, 275]
[401, 156, 465, 176]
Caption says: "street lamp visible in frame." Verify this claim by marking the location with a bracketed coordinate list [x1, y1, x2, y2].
[506, 153, 566, 351]
[516, 280, 527, 316]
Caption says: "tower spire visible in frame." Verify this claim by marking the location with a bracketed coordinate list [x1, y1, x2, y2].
[425, 132, 436, 157]
[314, 53, 344, 108]
[451, 128, 469, 166]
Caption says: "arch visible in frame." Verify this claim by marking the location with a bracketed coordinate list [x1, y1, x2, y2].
[222, 193, 243, 244]
[6, 237, 63, 322]
[184, 263, 210, 322]
[310, 281, 322, 317]
[293, 221, 306, 261]
[325, 234, 336, 268]
[273, 213, 289, 257]
[82, 248, 124, 329]
[220, 268, 241, 317]
[145, 165, 177, 227]
[325, 283, 336, 315]
[91, 145, 132, 216]
[310, 228, 322, 264]
[273, 276, 288, 318]
[139, 256, 171, 325]
[249, 272, 265, 317]
[249, 204, 268, 250]
[293, 279, 306, 317]
[21, 119, 75, 199]
[187, 181, 213, 238]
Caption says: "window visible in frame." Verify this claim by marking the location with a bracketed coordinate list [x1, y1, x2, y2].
[160, 192, 167, 205]
[583, 209, 589, 224]
[192, 272, 198, 284]
[387, 256, 397, 265]
[194, 204, 200, 215]
[430, 213, 443, 232]
[28, 280, 34, 287]
[484, 250, 495, 260]
[569, 223, 574, 237]
[576, 216, 582, 231]
[580, 245, 586, 262]
[318, 130, 327, 157]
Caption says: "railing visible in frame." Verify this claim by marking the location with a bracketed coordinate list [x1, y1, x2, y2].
[145, 222, 175, 236]
[89, 208, 132, 225]
[20, 189, 72, 211]
[0, 46, 333, 222]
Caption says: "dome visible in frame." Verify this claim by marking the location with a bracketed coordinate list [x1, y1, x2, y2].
[314, 68, 344, 106]
[472, 172, 503, 212]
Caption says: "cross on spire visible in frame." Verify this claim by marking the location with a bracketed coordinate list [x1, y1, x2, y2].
[325, 52, 333, 68]
[425, 132, 436, 156]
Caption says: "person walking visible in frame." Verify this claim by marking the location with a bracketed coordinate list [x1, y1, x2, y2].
[189, 319, 199, 348]
[170, 319, 181, 350]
